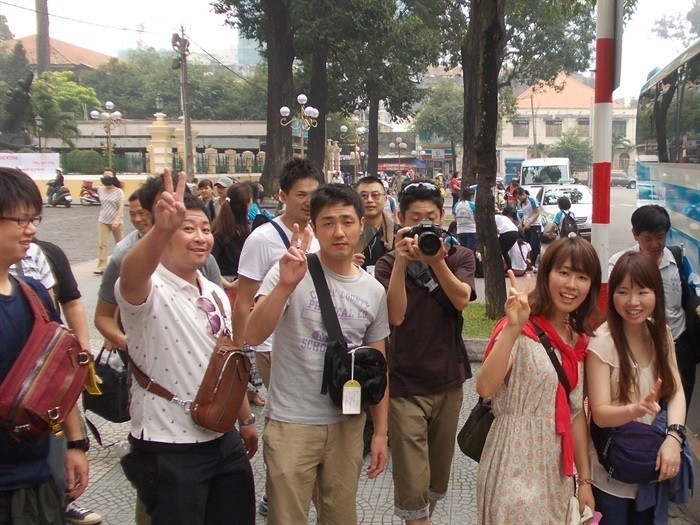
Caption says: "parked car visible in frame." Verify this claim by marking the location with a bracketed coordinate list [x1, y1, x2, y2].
[611, 170, 637, 189]
[522, 184, 592, 241]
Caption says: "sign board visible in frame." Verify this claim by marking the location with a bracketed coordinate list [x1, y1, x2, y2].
[432, 148, 445, 160]
[0, 152, 60, 179]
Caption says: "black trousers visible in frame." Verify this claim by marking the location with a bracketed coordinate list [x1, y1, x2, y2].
[498, 231, 519, 270]
[675, 330, 697, 411]
[121, 430, 255, 525]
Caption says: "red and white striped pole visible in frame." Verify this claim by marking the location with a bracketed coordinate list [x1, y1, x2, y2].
[592, 0, 623, 307]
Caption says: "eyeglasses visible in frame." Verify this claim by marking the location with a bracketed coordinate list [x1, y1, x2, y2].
[0, 215, 42, 227]
[358, 191, 386, 200]
[402, 182, 437, 192]
[196, 296, 222, 335]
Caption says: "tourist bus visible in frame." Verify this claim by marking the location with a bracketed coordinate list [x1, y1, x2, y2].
[635, 39, 700, 270]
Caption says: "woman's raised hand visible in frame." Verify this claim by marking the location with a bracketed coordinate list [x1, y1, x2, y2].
[504, 270, 531, 330]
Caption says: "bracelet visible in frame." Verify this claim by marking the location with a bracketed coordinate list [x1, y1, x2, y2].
[577, 477, 593, 486]
[667, 433, 683, 446]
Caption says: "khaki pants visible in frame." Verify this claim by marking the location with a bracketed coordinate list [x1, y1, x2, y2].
[389, 387, 463, 520]
[255, 352, 271, 389]
[96, 221, 123, 271]
[264, 415, 365, 525]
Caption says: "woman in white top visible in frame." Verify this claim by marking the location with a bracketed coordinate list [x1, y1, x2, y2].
[94, 169, 124, 274]
[586, 251, 686, 524]
[494, 207, 519, 271]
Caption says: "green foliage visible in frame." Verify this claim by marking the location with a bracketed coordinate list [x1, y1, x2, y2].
[0, 15, 14, 41]
[79, 48, 267, 120]
[411, 80, 464, 145]
[548, 127, 592, 172]
[61, 149, 105, 174]
[31, 72, 100, 147]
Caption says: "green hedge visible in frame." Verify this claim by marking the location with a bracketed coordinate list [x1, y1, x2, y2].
[60, 150, 105, 174]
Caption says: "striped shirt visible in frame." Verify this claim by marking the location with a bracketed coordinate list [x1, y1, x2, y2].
[98, 187, 124, 224]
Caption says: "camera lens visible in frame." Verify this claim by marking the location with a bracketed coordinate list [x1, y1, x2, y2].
[418, 232, 441, 256]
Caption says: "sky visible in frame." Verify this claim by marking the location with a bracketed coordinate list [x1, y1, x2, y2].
[0, 0, 697, 99]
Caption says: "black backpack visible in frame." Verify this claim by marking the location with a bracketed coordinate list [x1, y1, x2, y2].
[559, 211, 579, 238]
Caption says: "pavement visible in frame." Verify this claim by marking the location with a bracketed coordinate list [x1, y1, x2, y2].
[35, 203, 699, 524]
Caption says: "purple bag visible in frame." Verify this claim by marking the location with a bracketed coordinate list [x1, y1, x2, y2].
[590, 420, 666, 484]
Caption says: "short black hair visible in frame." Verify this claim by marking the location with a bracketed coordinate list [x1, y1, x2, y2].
[557, 196, 571, 211]
[310, 183, 364, 222]
[183, 192, 208, 216]
[0, 167, 42, 216]
[139, 172, 191, 213]
[128, 189, 140, 202]
[631, 204, 671, 234]
[197, 179, 213, 189]
[461, 188, 474, 200]
[398, 179, 443, 214]
[279, 158, 324, 193]
[355, 175, 384, 188]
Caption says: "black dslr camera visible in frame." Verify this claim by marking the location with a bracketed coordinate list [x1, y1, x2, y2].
[407, 220, 445, 256]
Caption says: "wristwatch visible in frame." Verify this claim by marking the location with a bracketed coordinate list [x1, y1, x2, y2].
[238, 414, 256, 427]
[666, 424, 687, 443]
[66, 437, 90, 452]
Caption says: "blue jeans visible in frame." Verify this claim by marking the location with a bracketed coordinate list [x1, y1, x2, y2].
[592, 485, 655, 525]
[457, 232, 477, 254]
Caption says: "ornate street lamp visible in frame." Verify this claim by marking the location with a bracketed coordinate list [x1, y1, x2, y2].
[411, 146, 424, 175]
[389, 137, 408, 173]
[280, 94, 319, 158]
[34, 115, 43, 150]
[340, 122, 367, 182]
[90, 101, 122, 168]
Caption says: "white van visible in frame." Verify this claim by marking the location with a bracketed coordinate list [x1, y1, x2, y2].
[520, 157, 572, 185]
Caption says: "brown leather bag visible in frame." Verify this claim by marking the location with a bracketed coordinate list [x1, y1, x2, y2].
[129, 293, 250, 434]
[0, 278, 91, 438]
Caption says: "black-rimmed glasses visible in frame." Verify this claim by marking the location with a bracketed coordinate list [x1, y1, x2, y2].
[0, 216, 42, 227]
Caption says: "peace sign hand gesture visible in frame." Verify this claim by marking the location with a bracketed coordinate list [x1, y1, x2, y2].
[278, 223, 313, 289]
[154, 168, 187, 235]
[504, 270, 532, 331]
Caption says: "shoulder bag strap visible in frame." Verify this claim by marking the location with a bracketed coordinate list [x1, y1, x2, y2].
[269, 220, 291, 249]
[126, 355, 180, 404]
[531, 321, 571, 397]
[307, 253, 346, 395]
[15, 276, 50, 324]
[668, 245, 690, 309]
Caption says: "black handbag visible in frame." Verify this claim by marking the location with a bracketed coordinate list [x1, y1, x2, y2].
[457, 321, 571, 462]
[307, 253, 388, 408]
[82, 346, 130, 424]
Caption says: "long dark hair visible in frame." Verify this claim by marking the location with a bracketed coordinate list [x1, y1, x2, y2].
[607, 251, 676, 404]
[528, 236, 601, 335]
[211, 183, 250, 244]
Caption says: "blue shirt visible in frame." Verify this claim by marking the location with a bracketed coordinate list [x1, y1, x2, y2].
[0, 276, 61, 490]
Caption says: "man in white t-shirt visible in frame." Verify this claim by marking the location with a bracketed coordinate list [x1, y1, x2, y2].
[233, 158, 323, 386]
[244, 184, 390, 525]
[115, 174, 257, 523]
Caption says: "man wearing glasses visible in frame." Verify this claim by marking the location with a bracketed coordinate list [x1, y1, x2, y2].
[115, 173, 256, 524]
[353, 176, 396, 275]
[375, 180, 476, 525]
[0, 167, 90, 524]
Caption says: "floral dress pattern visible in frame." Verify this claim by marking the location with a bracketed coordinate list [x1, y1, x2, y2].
[477, 333, 583, 524]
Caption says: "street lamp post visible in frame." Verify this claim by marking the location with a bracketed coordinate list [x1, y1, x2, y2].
[34, 115, 43, 150]
[389, 137, 408, 173]
[411, 146, 424, 175]
[90, 101, 122, 168]
[340, 123, 367, 183]
[280, 94, 319, 158]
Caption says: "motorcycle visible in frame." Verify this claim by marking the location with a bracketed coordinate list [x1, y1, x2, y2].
[46, 180, 72, 207]
[80, 180, 100, 206]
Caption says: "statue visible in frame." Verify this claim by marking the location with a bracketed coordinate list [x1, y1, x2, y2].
[0, 71, 34, 150]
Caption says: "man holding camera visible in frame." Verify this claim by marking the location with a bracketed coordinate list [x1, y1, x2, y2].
[375, 180, 476, 525]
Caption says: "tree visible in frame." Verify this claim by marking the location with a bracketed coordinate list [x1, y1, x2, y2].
[548, 127, 592, 173]
[411, 79, 464, 152]
[0, 14, 14, 40]
[652, 0, 699, 48]
[35, 0, 50, 73]
[31, 71, 101, 147]
[462, 0, 507, 319]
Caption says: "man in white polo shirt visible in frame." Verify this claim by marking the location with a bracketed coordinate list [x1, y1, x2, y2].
[116, 173, 256, 524]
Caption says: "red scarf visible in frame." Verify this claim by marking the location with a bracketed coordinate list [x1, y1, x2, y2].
[484, 315, 588, 476]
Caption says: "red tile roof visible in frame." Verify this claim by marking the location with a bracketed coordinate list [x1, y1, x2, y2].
[2, 35, 113, 70]
[516, 73, 625, 109]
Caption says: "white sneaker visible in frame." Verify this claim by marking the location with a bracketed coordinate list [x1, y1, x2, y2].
[65, 501, 102, 524]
